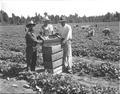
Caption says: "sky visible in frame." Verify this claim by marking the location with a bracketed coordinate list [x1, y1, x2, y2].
[0, 0, 120, 17]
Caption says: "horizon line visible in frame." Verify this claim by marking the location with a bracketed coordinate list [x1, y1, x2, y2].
[0, 9, 119, 18]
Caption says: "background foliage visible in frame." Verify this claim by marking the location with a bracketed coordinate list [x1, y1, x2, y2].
[0, 10, 120, 25]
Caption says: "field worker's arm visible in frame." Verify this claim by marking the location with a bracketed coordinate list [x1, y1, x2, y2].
[54, 26, 60, 35]
[29, 33, 42, 43]
[39, 27, 44, 35]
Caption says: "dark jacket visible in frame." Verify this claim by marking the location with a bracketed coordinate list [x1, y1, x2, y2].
[25, 30, 39, 48]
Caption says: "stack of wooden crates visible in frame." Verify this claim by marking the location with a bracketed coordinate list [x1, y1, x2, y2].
[42, 38, 63, 74]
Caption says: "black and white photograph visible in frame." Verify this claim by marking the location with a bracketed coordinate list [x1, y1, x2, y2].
[0, 0, 120, 93]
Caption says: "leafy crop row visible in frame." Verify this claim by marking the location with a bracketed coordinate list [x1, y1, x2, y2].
[72, 61, 120, 80]
[72, 38, 120, 61]
[21, 72, 119, 94]
[0, 60, 24, 77]
[0, 50, 25, 63]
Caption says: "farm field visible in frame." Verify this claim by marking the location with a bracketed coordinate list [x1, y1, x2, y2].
[0, 22, 120, 93]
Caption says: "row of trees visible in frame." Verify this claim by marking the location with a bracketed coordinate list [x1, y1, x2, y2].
[0, 10, 120, 25]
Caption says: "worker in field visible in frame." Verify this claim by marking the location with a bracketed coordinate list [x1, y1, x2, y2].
[86, 27, 95, 39]
[25, 21, 43, 71]
[58, 16, 73, 73]
[102, 27, 111, 36]
[39, 16, 54, 39]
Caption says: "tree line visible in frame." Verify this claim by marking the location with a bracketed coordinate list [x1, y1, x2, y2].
[0, 10, 120, 25]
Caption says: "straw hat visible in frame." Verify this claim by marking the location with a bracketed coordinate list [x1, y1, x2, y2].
[43, 16, 50, 22]
[26, 21, 36, 28]
[59, 16, 67, 22]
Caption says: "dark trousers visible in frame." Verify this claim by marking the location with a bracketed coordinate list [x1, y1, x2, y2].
[26, 47, 37, 71]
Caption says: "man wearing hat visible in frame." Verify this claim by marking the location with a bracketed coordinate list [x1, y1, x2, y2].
[58, 16, 73, 73]
[39, 16, 54, 39]
[25, 21, 43, 71]
[102, 27, 111, 36]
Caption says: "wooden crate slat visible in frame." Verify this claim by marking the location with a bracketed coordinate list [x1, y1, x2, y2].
[43, 50, 63, 62]
[52, 58, 62, 69]
[51, 44, 62, 54]
[52, 51, 63, 62]
[53, 66, 62, 73]
[44, 58, 62, 69]
[42, 44, 62, 54]
[47, 66, 62, 74]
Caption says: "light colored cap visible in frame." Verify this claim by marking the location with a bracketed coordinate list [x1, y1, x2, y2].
[43, 16, 50, 22]
[26, 21, 36, 27]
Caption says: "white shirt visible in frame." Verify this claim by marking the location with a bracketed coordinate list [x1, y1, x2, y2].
[41, 24, 54, 36]
[58, 24, 72, 42]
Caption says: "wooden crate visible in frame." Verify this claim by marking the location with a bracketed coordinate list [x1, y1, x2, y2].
[42, 44, 62, 54]
[42, 42, 63, 74]
[43, 58, 63, 69]
[43, 50, 63, 61]
[42, 45, 63, 69]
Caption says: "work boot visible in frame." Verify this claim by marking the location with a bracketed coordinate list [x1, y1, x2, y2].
[65, 66, 73, 74]
[63, 66, 73, 74]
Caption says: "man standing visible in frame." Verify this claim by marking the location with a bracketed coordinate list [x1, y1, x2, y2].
[39, 16, 54, 39]
[25, 21, 42, 71]
[58, 16, 73, 73]
[86, 26, 95, 39]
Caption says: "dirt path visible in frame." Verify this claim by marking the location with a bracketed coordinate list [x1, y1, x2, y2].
[0, 74, 36, 93]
